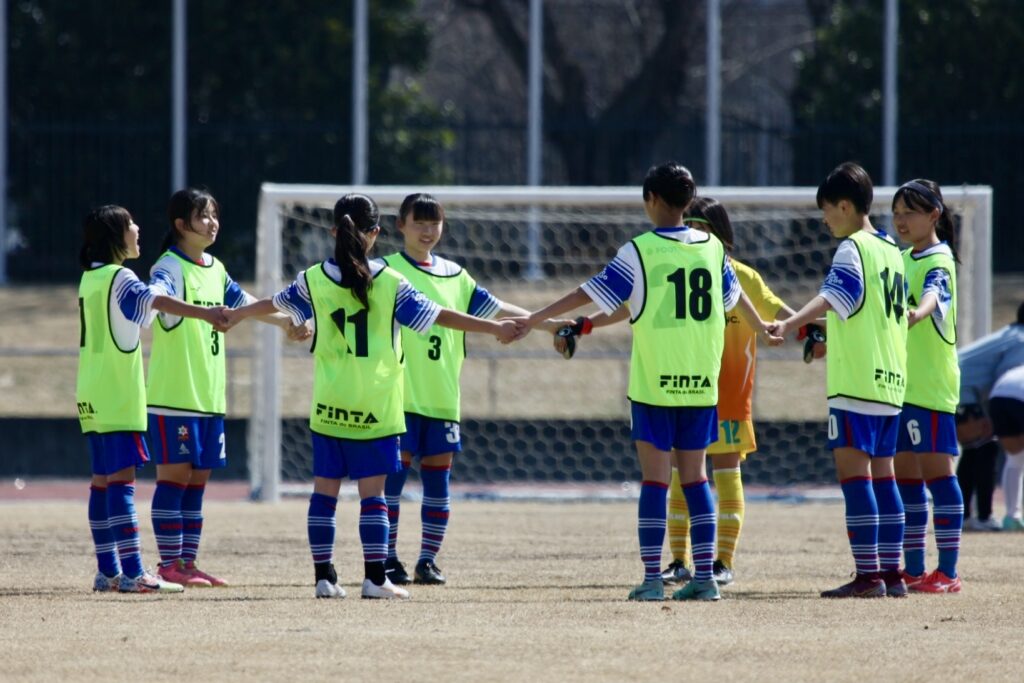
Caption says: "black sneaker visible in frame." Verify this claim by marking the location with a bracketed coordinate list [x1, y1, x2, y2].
[712, 559, 734, 586]
[385, 557, 412, 586]
[414, 559, 447, 585]
[660, 559, 692, 585]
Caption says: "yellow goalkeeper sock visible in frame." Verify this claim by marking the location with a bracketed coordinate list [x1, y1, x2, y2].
[713, 467, 744, 568]
[667, 467, 690, 564]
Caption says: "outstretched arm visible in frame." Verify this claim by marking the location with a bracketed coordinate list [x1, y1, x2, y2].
[907, 291, 938, 328]
[435, 308, 523, 343]
[495, 300, 572, 334]
[152, 296, 229, 329]
[770, 296, 831, 339]
[523, 288, 594, 329]
[733, 290, 784, 345]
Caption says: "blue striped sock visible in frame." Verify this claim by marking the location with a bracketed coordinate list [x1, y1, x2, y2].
[385, 465, 409, 560]
[151, 481, 186, 567]
[841, 477, 879, 576]
[682, 479, 716, 583]
[89, 485, 120, 577]
[928, 476, 963, 578]
[873, 477, 905, 572]
[180, 484, 205, 562]
[898, 479, 927, 576]
[638, 481, 668, 582]
[106, 481, 143, 579]
[307, 493, 337, 565]
[419, 465, 451, 564]
[359, 496, 390, 566]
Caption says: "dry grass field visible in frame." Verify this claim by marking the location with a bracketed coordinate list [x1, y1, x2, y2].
[2, 497, 1023, 683]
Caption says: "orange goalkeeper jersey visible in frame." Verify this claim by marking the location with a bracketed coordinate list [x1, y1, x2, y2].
[718, 259, 785, 420]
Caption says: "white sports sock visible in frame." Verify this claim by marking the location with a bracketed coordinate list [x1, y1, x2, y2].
[1001, 450, 1024, 520]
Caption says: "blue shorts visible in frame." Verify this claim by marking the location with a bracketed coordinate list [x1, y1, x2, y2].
[87, 432, 150, 476]
[312, 432, 402, 480]
[147, 414, 227, 469]
[827, 408, 899, 457]
[401, 413, 462, 458]
[630, 402, 719, 452]
[897, 405, 959, 455]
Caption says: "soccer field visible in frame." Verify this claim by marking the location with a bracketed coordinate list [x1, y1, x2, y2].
[2, 497, 1022, 682]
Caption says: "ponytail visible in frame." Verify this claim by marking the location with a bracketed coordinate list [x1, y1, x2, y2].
[334, 214, 373, 310]
[935, 210, 959, 264]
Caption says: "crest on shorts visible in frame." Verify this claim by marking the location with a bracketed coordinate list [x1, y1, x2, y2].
[177, 425, 190, 441]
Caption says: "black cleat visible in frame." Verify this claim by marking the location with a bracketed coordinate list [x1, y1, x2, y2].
[385, 557, 412, 586]
[414, 559, 447, 585]
[712, 559, 734, 586]
[660, 559, 693, 585]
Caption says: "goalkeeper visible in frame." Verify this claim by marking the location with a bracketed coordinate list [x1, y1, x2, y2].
[555, 196, 824, 588]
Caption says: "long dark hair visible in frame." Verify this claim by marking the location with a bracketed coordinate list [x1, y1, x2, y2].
[332, 193, 380, 310]
[79, 205, 132, 268]
[892, 179, 959, 263]
[684, 197, 734, 251]
[160, 187, 220, 253]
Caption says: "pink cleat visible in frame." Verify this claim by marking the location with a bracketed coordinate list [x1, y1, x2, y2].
[158, 559, 212, 588]
[909, 569, 962, 594]
[183, 560, 229, 587]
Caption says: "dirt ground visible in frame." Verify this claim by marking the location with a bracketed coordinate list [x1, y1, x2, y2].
[1, 498, 1023, 683]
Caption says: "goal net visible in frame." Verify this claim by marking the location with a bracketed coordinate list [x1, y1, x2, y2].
[249, 184, 992, 502]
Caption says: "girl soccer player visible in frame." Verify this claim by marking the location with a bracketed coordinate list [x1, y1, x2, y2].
[77, 205, 227, 593]
[891, 180, 965, 594]
[519, 163, 780, 602]
[771, 162, 909, 599]
[225, 193, 522, 599]
[557, 198, 820, 588]
[146, 188, 300, 589]
[380, 193, 565, 586]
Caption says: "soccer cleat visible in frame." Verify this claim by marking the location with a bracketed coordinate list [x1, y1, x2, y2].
[182, 560, 228, 587]
[672, 578, 722, 601]
[158, 559, 212, 587]
[315, 579, 346, 599]
[660, 559, 693, 585]
[910, 569, 962, 594]
[820, 574, 886, 599]
[413, 560, 446, 585]
[880, 569, 907, 598]
[93, 571, 121, 593]
[361, 577, 410, 600]
[712, 559, 734, 586]
[627, 579, 665, 601]
[1002, 515, 1024, 532]
[900, 569, 925, 588]
[385, 557, 412, 585]
[118, 572, 184, 594]
[964, 517, 1002, 532]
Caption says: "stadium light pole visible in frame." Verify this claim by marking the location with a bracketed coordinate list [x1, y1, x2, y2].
[352, 0, 368, 184]
[525, 0, 543, 280]
[0, 0, 7, 284]
[171, 0, 186, 192]
[882, 0, 898, 186]
[705, 0, 721, 187]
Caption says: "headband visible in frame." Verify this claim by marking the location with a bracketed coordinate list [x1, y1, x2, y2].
[685, 217, 711, 226]
[897, 181, 944, 214]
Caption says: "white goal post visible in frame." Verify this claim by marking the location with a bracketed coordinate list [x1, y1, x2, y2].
[250, 184, 992, 502]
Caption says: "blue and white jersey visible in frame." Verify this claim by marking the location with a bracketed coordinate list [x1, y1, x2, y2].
[272, 258, 441, 334]
[819, 230, 904, 321]
[402, 253, 502, 319]
[580, 227, 741, 317]
[910, 242, 955, 342]
[149, 247, 254, 328]
[960, 324, 1024, 405]
[92, 263, 159, 349]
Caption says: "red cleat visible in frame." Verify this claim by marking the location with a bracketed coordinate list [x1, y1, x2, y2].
[909, 569, 962, 594]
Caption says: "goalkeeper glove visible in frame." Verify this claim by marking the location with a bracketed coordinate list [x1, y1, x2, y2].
[555, 316, 593, 360]
[797, 323, 826, 364]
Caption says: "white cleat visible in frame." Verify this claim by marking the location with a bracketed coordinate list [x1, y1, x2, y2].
[118, 571, 184, 594]
[315, 579, 346, 599]
[361, 577, 410, 600]
[93, 571, 121, 592]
